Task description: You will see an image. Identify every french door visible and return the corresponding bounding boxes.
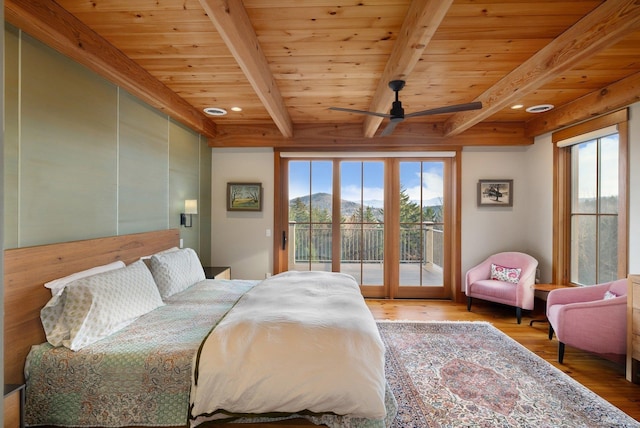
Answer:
[276,153,456,299]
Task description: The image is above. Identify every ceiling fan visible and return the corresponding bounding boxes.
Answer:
[329,80,483,136]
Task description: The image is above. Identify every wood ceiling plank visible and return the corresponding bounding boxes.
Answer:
[199,0,293,138]
[243,0,408,6]
[446,1,601,17]
[6,0,217,138]
[425,39,552,56]
[246,4,409,23]
[57,0,206,13]
[56,8,212,25]
[362,0,455,138]
[255,28,400,44]
[260,40,397,57]
[443,0,640,138]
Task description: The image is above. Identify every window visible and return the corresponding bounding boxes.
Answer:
[570,135,619,284]
[552,110,628,285]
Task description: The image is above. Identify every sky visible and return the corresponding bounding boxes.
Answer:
[288,160,444,206]
[574,134,618,199]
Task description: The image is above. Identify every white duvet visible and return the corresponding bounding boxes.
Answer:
[189,271,387,426]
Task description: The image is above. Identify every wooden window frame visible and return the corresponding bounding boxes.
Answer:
[552,109,629,284]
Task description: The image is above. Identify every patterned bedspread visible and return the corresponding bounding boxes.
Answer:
[25,279,258,427]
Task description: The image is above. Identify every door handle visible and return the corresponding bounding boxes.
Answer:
[282,230,287,250]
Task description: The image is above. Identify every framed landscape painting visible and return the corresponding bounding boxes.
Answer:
[227,182,263,211]
[477,179,513,207]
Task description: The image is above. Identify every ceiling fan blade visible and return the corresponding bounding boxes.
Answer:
[404,101,483,118]
[379,118,403,137]
[329,106,390,118]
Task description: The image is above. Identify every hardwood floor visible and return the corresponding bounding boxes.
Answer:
[366,298,640,421]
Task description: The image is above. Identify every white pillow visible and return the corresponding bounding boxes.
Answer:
[149,248,206,299]
[44,261,126,296]
[40,260,164,351]
[140,246,180,269]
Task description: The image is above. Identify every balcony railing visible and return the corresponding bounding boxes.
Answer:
[288,221,443,268]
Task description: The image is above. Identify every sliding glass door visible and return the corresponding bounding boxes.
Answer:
[279,155,453,299]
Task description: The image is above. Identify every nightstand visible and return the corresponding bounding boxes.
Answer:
[203,266,231,280]
[4,384,25,428]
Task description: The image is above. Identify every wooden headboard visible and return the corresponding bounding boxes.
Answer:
[4,229,180,384]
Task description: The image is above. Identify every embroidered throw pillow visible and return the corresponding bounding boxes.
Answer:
[490,263,521,284]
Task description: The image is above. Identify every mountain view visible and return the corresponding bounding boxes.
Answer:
[290,192,444,224]
[290,193,375,219]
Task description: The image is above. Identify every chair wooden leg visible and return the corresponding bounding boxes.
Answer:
[467,297,472,312]
[516,307,522,324]
[558,342,565,364]
[548,325,554,340]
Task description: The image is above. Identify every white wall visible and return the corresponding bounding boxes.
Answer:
[460,143,553,288]
[211,148,274,280]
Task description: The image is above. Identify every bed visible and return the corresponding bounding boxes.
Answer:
[3,229,396,427]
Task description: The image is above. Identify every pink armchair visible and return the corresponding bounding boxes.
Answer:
[465,252,538,324]
[547,279,627,364]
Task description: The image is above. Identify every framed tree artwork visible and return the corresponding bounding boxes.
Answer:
[227,183,263,211]
[477,179,513,207]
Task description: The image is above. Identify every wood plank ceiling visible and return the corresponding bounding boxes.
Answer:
[6,0,640,148]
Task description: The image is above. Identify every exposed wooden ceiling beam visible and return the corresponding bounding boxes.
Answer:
[210,122,531,148]
[442,0,640,138]
[362,0,454,138]
[4,0,218,139]
[525,71,640,137]
[199,0,293,138]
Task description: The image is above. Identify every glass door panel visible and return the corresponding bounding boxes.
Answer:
[340,161,384,286]
[288,160,332,272]
[398,161,444,289]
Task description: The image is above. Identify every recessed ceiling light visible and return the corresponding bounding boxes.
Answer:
[526,104,554,113]
[511,104,524,109]
[230,106,243,112]
[203,107,227,116]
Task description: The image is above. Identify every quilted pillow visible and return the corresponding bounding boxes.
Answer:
[149,248,206,299]
[41,260,164,351]
[490,263,521,284]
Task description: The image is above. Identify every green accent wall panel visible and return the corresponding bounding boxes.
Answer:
[118,91,169,235]
[169,120,200,252]
[4,25,210,256]
[199,140,212,263]
[20,33,118,246]
[4,25,20,249]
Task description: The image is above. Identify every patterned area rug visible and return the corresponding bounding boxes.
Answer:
[378,321,639,428]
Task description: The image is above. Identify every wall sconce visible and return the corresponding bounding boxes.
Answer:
[180,199,198,227]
